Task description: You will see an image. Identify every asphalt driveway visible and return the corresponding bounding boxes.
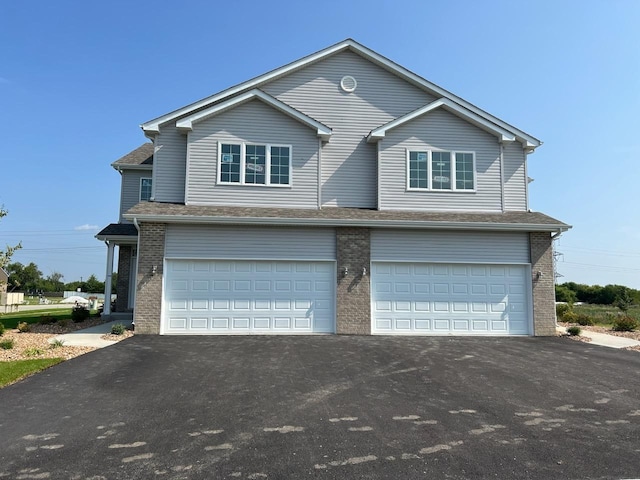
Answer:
[0,336,639,480]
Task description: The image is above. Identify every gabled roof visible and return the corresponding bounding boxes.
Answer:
[124,202,570,233]
[367,98,517,143]
[176,89,332,141]
[140,39,541,150]
[111,143,154,171]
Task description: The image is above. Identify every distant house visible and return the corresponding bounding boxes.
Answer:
[97,39,570,336]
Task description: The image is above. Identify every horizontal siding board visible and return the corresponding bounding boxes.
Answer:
[186,100,319,208]
[503,142,527,211]
[378,108,502,211]
[119,171,148,222]
[154,127,187,203]
[165,225,336,260]
[371,229,529,263]
[263,50,436,208]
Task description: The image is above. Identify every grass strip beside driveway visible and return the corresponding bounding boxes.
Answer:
[0,358,64,387]
[0,309,73,328]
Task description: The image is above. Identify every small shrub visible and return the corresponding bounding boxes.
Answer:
[575,313,595,326]
[50,339,65,349]
[39,315,57,325]
[58,319,69,328]
[0,338,14,350]
[71,306,90,323]
[17,322,31,333]
[556,303,571,318]
[110,323,126,335]
[567,326,581,336]
[561,311,578,323]
[612,316,639,332]
[23,347,45,357]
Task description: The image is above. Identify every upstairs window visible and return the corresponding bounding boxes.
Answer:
[218,142,291,186]
[407,150,475,192]
[140,178,152,201]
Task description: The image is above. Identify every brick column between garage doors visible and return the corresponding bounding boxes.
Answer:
[336,227,371,335]
[134,222,166,334]
[530,232,556,336]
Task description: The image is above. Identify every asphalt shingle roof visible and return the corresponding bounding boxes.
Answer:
[96,223,138,237]
[124,203,569,231]
[112,144,154,167]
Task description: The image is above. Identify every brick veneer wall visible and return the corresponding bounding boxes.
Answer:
[530,232,556,336]
[115,245,132,312]
[134,222,166,334]
[336,227,371,335]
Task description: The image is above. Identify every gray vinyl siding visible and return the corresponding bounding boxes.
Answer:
[263,50,436,208]
[164,225,336,260]
[186,100,319,208]
[371,229,530,264]
[154,127,187,203]
[378,109,502,212]
[503,142,527,211]
[119,171,150,222]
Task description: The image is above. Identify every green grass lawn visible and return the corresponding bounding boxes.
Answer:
[0,358,64,387]
[0,309,73,329]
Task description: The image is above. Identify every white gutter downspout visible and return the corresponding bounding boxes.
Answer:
[317,139,322,209]
[103,241,115,316]
[132,217,141,328]
[499,141,505,212]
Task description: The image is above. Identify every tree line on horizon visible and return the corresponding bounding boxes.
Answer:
[556,282,639,308]
[4,261,115,295]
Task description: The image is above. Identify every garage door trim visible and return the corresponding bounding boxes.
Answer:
[370,261,534,336]
[161,258,337,335]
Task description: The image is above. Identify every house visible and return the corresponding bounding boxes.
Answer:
[96,39,570,336]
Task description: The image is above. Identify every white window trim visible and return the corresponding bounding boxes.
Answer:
[217,141,292,187]
[406,149,476,192]
[140,177,153,201]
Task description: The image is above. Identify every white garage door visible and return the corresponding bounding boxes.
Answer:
[372,263,530,335]
[163,260,335,334]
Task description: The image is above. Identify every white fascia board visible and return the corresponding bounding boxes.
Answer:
[95,234,139,243]
[140,39,540,148]
[175,89,332,140]
[368,99,516,143]
[123,213,570,233]
[141,41,352,133]
[110,163,153,172]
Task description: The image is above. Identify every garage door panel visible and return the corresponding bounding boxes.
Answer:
[164,260,334,334]
[371,263,530,336]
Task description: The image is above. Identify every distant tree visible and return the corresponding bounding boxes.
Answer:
[7,262,43,292]
[111,272,118,294]
[614,288,634,312]
[555,284,577,304]
[84,274,105,293]
[40,271,65,292]
[0,207,21,269]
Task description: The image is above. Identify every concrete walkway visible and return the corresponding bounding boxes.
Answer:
[557,325,640,349]
[50,320,133,348]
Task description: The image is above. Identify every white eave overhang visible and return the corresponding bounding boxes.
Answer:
[123,213,569,233]
[368,98,516,144]
[95,234,139,243]
[175,89,332,141]
[140,39,541,149]
[110,163,153,172]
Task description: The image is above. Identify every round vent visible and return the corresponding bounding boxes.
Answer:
[340,75,357,93]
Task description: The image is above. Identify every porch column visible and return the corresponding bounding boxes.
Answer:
[103,241,115,315]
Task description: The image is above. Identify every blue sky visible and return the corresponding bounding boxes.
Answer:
[1,0,639,288]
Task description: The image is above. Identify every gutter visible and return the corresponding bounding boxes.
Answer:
[123,213,571,233]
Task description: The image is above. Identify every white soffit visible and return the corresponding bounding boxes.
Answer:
[367,98,517,144]
[175,89,332,141]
